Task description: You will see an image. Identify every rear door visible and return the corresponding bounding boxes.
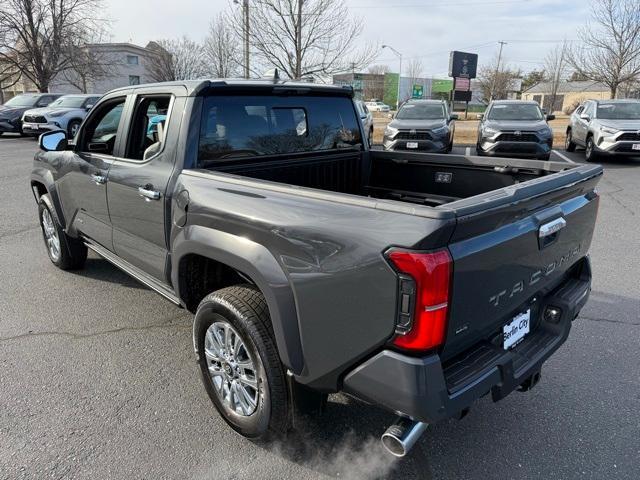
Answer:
[106,86,186,282]
[441,165,602,359]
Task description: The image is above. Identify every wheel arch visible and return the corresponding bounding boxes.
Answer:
[30,171,67,230]
[172,225,304,375]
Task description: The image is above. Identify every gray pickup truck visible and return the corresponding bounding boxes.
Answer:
[31,80,602,457]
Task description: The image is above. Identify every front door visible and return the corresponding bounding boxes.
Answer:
[107,89,184,282]
[56,95,129,249]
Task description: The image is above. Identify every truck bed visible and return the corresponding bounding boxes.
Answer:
[206,149,573,209]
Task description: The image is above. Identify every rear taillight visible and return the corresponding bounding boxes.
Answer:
[387,249,452,352]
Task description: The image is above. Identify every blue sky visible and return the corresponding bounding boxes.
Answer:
[106,0,591,77]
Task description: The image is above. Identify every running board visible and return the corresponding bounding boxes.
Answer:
[84,240,182,306]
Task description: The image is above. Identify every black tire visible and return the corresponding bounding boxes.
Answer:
[194,285,290,440]
[369,127,373,147]
[475,145,483,156]
[565,129,576,152]
[67,120,81,138]
[585,136,599,162]
[38,194,87,270]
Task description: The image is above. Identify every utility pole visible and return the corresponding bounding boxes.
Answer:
[382,44,402,110]
[490,41,507,101]
[295,0,303,79]
[244,0,250,79]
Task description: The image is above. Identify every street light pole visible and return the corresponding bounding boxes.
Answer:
[490,41,507,101]
[382,44,402,110]
[234,0,250,78]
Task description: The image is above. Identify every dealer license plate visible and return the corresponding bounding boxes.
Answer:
[503,309,530,350]
[406,142,418,149]
[632,144,640,151]
[24,123,38,130]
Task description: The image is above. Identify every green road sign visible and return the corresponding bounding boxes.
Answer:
[412,84,424,98]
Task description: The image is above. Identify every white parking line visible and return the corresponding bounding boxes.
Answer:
[552,149,577,163]
[465,146,471,156]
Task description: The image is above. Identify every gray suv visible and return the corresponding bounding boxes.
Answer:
[383,99,456,152]
[566,99,640,162]
[476,100,554,160]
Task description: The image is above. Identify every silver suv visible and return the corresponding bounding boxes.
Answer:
[566,99,640,162]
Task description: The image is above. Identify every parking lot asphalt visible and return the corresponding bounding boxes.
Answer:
[1,135,639,480]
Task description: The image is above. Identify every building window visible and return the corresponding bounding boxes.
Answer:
[129,75,140,85]
[126,55,139,65]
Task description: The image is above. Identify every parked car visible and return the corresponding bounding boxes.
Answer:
[22,94,101,138]
[355,99,374,146]
[31,79,601,457]
[566,99,640,162]
[365,100,391,112]
[476,100,554,160]
[383,99,456,152]
[0,93,62,136]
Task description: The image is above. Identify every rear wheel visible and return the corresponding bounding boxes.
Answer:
[585,136,599,162]
[194,285,290,439]
[38,194,87,270]
[565,129,576,152]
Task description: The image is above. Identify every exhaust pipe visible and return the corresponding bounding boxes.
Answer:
[381,417,428,457]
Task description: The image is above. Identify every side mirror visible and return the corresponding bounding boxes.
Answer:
[580,113,591,122]
[546,114,556,121]
[39,130,67,152]
[450,114,459,121]
[476,113,484,120]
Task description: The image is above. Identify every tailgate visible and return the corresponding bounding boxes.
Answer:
[441,164,602,360]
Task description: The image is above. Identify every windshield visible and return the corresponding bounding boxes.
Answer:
[488,104,543,121]
[396,103,445,120]
[4,95,38,107]
[597,103,640,120]
[49,96,89,108]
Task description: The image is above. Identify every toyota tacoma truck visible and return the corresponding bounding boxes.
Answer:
[31,79,602,457]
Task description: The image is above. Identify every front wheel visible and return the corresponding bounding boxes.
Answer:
[38,194,87,270]
[565,129,576,152]
[67,120,81,138]
[194,285,290,440]
[585,136,599,162]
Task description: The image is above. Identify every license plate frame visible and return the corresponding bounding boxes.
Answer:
[503,309,531,350]
[406,142,418,149]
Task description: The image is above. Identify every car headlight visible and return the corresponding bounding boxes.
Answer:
[384,126,398,138]
[431,125,449,136]
[482,127,499,136]
[600,126,618,135]
[48,111,66,118]
[537,127,552,136]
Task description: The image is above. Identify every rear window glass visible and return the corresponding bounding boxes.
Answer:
[198,95,362,165]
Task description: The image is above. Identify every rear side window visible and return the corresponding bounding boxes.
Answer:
[198,95,362,165]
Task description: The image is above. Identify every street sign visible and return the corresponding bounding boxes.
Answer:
[412,84,424,98]
[454,77,470,91]
[453,90,473,102]
[449,51,478,79]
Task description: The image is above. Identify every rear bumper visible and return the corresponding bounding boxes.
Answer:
[343,257,591,423]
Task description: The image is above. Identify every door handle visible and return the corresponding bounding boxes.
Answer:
[91,173,107,185]
[138,186,161,200]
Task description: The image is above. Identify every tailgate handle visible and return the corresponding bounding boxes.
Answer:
[538,217,566,249]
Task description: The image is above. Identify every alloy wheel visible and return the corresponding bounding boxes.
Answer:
[41,208,61,261]
[204,321,261,416]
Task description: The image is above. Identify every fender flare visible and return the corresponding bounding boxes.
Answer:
[172,225,304,375]
[30,168,67,230]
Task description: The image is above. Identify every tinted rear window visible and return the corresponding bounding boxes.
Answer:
[198,95,362,165]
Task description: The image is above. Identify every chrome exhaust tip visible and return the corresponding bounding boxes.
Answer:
[381,417,428,457]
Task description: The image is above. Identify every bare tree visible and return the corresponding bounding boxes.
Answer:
[569,0,640,98]
[544,41,569,113]
[204,13,241,78]
[0,0,106,92]
[405,58,423,87]
[146,37,207,82]
[231,0,376,80]
[367,64,390,75]
[477,60,521,103]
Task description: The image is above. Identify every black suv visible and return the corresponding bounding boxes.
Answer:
[476,100,554,160]
[383,99,456,152]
